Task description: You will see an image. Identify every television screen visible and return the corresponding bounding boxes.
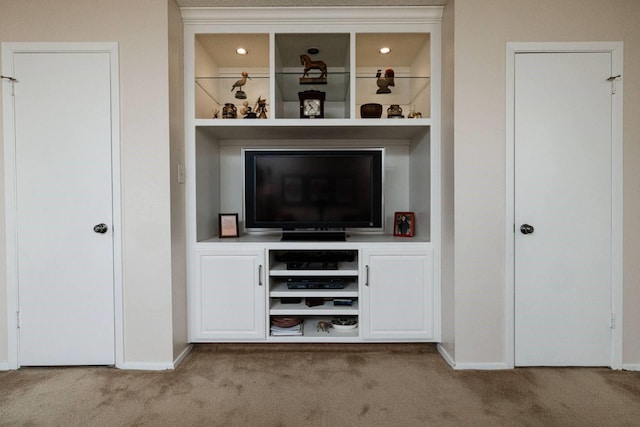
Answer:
[244,149,383,236]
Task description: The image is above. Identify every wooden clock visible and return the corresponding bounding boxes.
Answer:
[298,90,325,118]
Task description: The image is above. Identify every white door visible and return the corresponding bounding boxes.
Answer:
[514,52,613,366]
[8,48,116,365]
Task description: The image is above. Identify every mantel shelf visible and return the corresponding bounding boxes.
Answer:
[194,119,431,140]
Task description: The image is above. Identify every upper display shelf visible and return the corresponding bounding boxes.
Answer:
[194,32,431,120]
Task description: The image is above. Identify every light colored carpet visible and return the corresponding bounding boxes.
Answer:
[1,343,639,426]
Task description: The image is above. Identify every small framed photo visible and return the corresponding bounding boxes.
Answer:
[219,213,239,238]
[394,212,415,237]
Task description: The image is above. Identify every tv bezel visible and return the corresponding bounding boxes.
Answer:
[242,148,385,236]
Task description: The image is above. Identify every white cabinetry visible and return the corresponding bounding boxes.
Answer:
[191,248,266,341]
[361,247,435,340]
[182,6,443,344]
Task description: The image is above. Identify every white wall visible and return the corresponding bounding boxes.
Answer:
[0,0,181,366]
[453,0,640,366]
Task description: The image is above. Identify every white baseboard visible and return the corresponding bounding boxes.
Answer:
[453,362,509,370]
[437,345,509,370]
[622,363,640,371]
[172,344,193,368]
[117,362,175,371]
[437,343,455,368]
[116,344,193,371]
[0,362,13,371]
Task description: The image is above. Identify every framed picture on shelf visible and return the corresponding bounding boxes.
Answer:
[393,212,415,237]
[219,213,239,238]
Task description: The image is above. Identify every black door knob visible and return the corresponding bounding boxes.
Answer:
[93,223,108,234]
[520,224,534,235]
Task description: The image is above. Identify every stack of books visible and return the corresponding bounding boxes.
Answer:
[270,323,303,336]
[270,316,303,336]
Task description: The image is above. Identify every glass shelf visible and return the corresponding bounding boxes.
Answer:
[275,72,350,102]
[355,76,430,114]
[195,75,270,119]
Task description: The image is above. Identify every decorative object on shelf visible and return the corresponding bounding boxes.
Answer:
[394,211,415,237]
[210,107,219,119]
[240,101,257,119]
[231,71,251,99]
[222,103,237,119]
[376,68,395,94]
[316,320,333,333]
[360,103,383,119]
[300,54,327,84]
[331,317,358,330]
[387,104,404,119]
[255,96,268,119]
[218,213,239,238]
[305,298,324,307]
[407,106,422,119]
[271,316,302,328]
[298,90,325,118]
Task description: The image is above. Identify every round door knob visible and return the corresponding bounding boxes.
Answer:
[520,224,534,235]
[93,223,108,234]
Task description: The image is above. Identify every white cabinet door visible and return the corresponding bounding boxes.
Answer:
[361,247,434,340]
[191,249,266,341]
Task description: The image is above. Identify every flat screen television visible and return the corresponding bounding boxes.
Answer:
[243,148,384,241]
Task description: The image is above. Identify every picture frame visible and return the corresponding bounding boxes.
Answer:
[393,212,415,237]
[219,213,239,238]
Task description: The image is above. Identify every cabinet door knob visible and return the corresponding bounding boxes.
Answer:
[520,224,535,235]
[258,264,263,286]
[93,223,108,234]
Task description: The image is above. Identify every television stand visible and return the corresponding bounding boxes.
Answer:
[281,229,346,242]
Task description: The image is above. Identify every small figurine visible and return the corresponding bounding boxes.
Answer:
[231,71,251,99]
[210,107,219,119]
[407,105,422,119]
[222,103,237,119]
[300,54,327,84]
[254,96,268,119]
[316,320,333,333]
[376,68,395,94]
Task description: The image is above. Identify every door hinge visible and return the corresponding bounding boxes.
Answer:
[1,75,18,96]
[610,313,616,329]
[608,75,621,95]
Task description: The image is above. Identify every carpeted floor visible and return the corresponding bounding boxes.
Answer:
[1,343,639,426]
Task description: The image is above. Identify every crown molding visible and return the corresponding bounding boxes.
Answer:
[180,6,443,25]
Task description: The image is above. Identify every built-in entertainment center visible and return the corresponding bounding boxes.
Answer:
[183,6,443,343]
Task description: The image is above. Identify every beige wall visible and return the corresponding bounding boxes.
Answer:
[453,0,640,365]
[440,0,456,360]
[0,0,181,366]
[168,0,189,360]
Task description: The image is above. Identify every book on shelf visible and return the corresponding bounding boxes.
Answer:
[270,323,303,336]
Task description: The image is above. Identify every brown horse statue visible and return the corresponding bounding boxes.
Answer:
[300,54,327,79]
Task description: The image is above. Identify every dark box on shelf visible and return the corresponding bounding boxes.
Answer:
[305,298,324,307]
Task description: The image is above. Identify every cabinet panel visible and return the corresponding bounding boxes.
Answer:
[362,248,434,340]
[191,249,266,341]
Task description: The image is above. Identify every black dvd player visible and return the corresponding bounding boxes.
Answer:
[286,278,345,289]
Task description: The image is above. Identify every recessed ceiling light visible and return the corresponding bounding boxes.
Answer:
[236,47,248,55]
[379,47,391,54]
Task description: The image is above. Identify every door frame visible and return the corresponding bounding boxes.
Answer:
[2,42,123,369]
[505,42,623,369]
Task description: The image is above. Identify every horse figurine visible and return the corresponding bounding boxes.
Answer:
[300,54,327,80]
